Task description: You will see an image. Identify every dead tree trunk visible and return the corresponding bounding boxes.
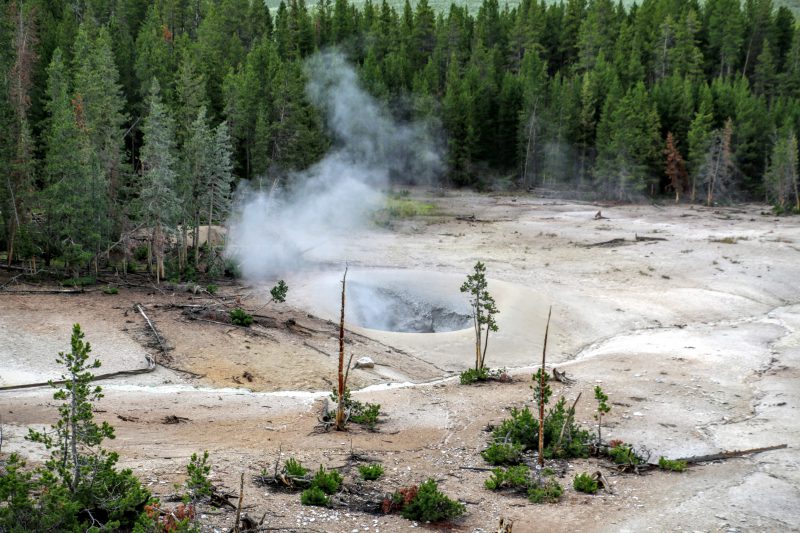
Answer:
[335,267,348,431]
[538,307,552,467]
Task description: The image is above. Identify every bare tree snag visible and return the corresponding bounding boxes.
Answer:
[336,267,348,431]
[538,306,552,467]
[234,472,244,533]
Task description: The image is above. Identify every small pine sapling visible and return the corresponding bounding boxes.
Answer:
[573,472,599,494]
[460,261,499,372]
[594,386,611,446]
[358,464,384,481]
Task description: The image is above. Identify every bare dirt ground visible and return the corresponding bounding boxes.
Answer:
[1,191,799,532]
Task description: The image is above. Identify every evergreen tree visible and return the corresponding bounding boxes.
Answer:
[764,127,799,210]
[183,107,213,269]
[594,81,661,199]
[42,48,106,273]
[72,24,127,242]
[687,85,715,202]
[140,79,180,283]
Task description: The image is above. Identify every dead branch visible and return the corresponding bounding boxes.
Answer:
[0,288,89,294]
[593,210,607,220]
[303,342,332,357]
[137,303,166,364]
[188,316,277,341]
[161,415,190,424]
[555,392,582,451]
[591,470,613,494]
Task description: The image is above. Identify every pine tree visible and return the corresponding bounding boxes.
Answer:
[140,78,180,283]
[687,86,715,202]
[206,121,234,230]
[594,82,661,199]
[764,128,799,210]
[42,48,106,274]
[72,24,127,250]
[182,107,213,268]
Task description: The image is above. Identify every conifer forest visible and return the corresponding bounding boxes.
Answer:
[1,0,799,270]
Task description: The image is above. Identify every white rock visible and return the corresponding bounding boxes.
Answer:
[354,356,375,369]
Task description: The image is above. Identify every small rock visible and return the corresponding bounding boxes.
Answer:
[354,357,375,369]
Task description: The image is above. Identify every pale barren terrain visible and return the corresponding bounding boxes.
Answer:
[1,191,798,532]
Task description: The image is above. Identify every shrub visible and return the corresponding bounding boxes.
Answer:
[491,398,590,459]
[481,442,523,465]
[351,402,381,430]
[284,458,308,478]
[132,245,148,261]
[573,472,598,494]
[330,388,382,430]
[300,487,330,507]
[527,477,563,504]
[102,285,119,295]
[460,367,490,384]
[206,284,218,295]
[658,457,687,472]
[399,479,465,523]
[229,307,253,326]
[359,464,385,481]
[484,465,531,491]
[311,466,342,495]
[608,443,644,466]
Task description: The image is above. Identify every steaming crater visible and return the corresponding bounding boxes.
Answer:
[348,281,471,333]
[289,269,473,334]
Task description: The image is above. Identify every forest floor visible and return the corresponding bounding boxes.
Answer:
[1,190,799,532]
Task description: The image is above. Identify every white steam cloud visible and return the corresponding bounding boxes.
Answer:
[226,51,442,280]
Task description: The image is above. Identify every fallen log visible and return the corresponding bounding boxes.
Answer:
[583,237,630,248]
[635,234,668,242]
[674,444,787,464]
[137,304,166,363]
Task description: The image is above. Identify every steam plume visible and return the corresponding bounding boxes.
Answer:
[226,51,442,279]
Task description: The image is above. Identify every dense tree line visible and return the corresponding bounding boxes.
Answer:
[1,0,799,272]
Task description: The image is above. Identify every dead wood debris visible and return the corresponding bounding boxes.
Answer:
[161,415,190,424]
[591,470,613,494]
[116,414,139,422]
[583,234,669,247]
[552,367,575,384]
[673,444,788,465]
